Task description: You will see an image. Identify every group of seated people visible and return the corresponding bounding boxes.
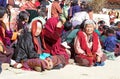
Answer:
[0,1,120,73]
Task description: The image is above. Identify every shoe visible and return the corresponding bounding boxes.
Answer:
[94,62,105,66]
[69,59,75,64]
[34,66,42,72]
[13,63,23,69]
[53,64,63,69]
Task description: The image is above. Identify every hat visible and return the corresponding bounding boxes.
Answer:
[84,19,95,28]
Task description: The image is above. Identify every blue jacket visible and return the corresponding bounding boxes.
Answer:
[68,5,81,17]
[0,0,7,7]
[104,35,117,52]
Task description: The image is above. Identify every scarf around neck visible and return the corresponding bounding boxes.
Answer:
[77,31,99,55]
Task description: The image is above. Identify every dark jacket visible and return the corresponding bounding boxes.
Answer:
[13,32,41,63]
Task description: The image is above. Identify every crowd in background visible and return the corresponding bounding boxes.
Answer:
[0,0,120,73]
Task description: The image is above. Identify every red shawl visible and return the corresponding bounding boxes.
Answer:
[41,17,69,61]
[31,20,42,54]
[0,21,5,45]
[77,31,99,56]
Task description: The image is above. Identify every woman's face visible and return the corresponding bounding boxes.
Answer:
[35,22,42,36]
[84,24,94,35]
[25,17,29,23]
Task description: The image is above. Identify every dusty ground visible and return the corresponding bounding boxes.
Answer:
[0,57,120,79]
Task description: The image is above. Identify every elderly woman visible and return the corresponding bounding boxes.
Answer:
[74,19,106,67]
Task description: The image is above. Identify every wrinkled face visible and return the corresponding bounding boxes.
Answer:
[35,22,42,36]
[84,24,94,35]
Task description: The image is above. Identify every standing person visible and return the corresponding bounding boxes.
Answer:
[74,19,106,67]
[7,0,15,6]
[20,0,37,11]
[60,0,71,23]
[68,0,81,19]
[70,6,93,28]
[51,0,62,18]
[40,0,50,7]
[108,9,117,26]
[41,17,70,65]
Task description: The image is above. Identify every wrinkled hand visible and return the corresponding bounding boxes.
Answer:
[87,53,93,57]
[18,29,23,35]
[96,56,101,62]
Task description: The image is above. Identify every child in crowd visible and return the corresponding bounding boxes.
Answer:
[61,21,73,43]
[99,25,109,47]
[103,28,117,60]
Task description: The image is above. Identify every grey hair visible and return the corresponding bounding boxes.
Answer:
[84,19,95,28]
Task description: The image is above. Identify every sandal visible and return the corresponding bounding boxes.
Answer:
[34,66,42,72]
[13,63,22,69]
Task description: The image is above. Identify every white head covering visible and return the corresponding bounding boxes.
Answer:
[28,16,46,32]
[84,19,95,28]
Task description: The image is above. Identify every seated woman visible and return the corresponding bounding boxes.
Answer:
[0,6,23,69]
[0,6,13,64]
[10,11,30,43]
[41,17,70,66]
[74,19,106,67]
[13,17,65,71]
[12,17,47,71]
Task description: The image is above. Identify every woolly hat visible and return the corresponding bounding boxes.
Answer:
[84,19,95,28]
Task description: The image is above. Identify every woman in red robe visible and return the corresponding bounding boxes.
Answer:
[74,19,106,67]
[41,17,70,65]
